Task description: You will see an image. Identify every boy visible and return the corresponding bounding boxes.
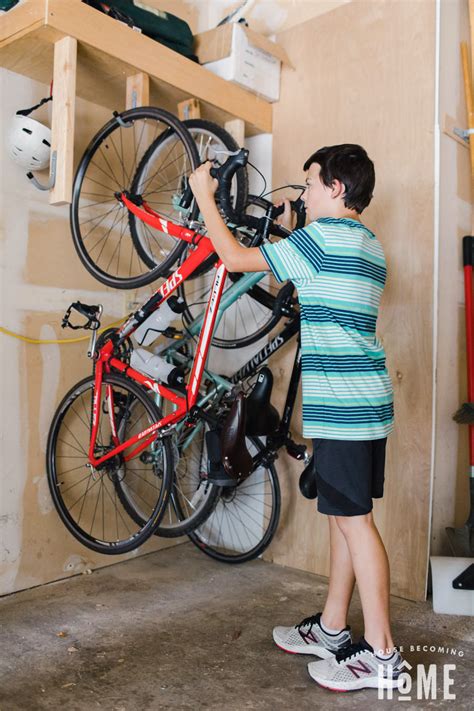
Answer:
[189,144,405,692]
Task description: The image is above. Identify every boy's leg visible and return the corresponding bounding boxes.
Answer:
[334,511,394,654]
[321,515,355,630]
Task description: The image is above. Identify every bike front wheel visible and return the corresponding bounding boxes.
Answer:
[70,107,200,289]
[46,373,173,554]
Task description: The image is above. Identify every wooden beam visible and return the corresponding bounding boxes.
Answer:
[49,35,77,205]
[178,98,201,120]
[0,0,44,47]
[224,118,245,147]
[442,113,470,149]
[461,42,474,182]
[126,72,150,109]
[470,0,474,81]
[45,0,272,133]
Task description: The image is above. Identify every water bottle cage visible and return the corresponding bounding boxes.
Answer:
[136,325,182,346]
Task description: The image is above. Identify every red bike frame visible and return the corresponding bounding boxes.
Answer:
[88,195,227,469]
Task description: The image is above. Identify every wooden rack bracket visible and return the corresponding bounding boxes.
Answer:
[49,35,77,205]
[461,41,474,181]
[178,98,201,120]
[443,113,471,149]
[224,119,245,147]
[126,72,150,109]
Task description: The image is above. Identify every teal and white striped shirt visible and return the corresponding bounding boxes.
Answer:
[260,217,394,440]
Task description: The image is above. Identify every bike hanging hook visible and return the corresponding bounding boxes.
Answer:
[27,150,57,191]
[113,110,133,128]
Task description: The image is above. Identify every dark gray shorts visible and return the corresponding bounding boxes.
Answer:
[312,437,387,517]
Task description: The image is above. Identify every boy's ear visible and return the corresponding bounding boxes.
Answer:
[330,179,346,199]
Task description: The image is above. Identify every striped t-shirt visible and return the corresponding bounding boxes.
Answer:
[259,217,394,440]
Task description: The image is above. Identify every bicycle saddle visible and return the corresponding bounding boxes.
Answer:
[245,367,280,436]
[221,392,253,482]
[206,392,253,487]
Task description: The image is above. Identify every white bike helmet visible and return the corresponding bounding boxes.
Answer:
[6,114,52,171]
[6,92,53,172]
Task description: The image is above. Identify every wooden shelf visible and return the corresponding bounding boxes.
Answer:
[0,0,272,135]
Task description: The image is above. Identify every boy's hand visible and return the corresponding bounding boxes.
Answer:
[274,198,296,231]
[189,162,218,207]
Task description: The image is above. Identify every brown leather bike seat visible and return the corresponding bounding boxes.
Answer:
[221,392,253,483]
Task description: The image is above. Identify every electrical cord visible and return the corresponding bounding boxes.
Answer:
[247,160,268,199]
[260,184,306,201]
[0,319,124,345]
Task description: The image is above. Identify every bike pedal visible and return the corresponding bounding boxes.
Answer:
[286,441,307,461]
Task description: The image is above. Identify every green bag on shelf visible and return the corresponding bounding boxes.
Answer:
[0,1,20,11]
[89,1,196,60]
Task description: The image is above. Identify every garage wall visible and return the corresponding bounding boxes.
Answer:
[1,0,469,600]
[431,0,472,556]
[264,0,437,602]
[191,0,351,34]
[0,71,183,597]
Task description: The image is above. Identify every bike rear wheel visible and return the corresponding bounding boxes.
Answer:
[113,394,221,538]
[70,107,200,289]
[154,418,221,537]
[46,373,173,554]
[188,436,280,563]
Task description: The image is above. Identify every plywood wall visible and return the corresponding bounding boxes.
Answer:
[0,71,182,597]
[264,0,437,601]
[192,0,351,34]
[431,0,472,556]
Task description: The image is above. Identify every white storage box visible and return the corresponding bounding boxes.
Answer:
[194,24,292,103]
[430,557,474,616]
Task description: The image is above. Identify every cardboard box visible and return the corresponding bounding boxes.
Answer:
[194,24,292,103]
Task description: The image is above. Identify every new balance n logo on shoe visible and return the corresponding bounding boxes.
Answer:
[346,661,372,678]
[299,629,319,645]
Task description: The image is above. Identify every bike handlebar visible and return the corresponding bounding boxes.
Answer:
[272,197,306,221]
[182,147,306,233]
[209,148,249,224]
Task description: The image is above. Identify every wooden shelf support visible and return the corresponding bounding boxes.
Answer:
[224,118,245,147]
[126,72,150,109]
[49,35,77,205]
[178,98,201,120]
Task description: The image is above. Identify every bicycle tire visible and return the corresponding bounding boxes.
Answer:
[115,400,221,538]
[46,373,173,554]
[70,107,200,290]
[131,118,248,273]
[188,436,281,563]
[186,119,248,218]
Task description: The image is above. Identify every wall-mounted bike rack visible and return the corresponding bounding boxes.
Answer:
[0,0,273,206]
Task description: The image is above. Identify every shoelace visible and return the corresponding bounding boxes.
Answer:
[335,640,370,664]
[295,614,320,630]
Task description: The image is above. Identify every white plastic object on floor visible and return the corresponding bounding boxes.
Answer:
[133,297,184,346]
[430,556,474,616]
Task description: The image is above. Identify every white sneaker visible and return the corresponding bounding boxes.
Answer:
[272,612,352,659]
[307,636,406,691]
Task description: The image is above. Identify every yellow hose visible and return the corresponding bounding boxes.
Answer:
[0,319,124,345]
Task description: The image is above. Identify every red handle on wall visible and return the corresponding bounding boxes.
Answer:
[462,236,474,466]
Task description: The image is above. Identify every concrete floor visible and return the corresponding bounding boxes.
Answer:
[0,543,472,710]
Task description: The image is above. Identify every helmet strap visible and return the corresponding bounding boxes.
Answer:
[16,95,53,118]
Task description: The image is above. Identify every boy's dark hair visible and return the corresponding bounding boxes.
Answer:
[303,144,375,214]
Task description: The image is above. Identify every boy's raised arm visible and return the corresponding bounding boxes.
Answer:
[189,163,269,273]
